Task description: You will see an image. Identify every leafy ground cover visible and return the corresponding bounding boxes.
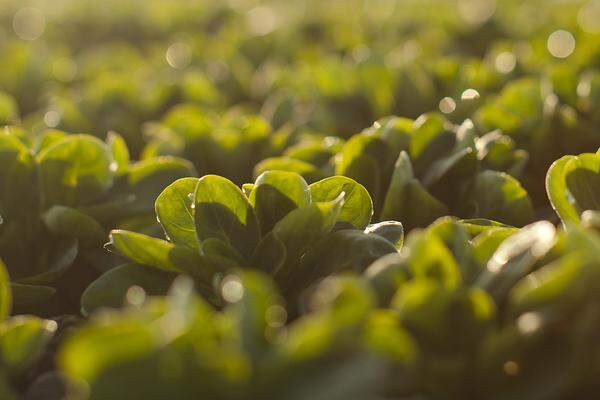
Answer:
[0,0,599,398]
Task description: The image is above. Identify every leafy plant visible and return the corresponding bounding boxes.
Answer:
[87,172,400,314]
[257,114,533,230]
[0,128,195,314]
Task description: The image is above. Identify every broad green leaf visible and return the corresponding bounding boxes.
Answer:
[337,154,381,207]
[365,253,410,306]
[107,230,189,272]
[228,271,283,361]
[363,310,416,364]
[10,284,55,313]
[106,131,130,176]
[405,231,462,289]
[267,195,344,286]
[37,135,114,207]
[310,176,373,230]
[81,264,176,315]
[392,281,494,352]
[200,238,245,267]
[194,175,259,258]
[381,151,414,221]
[298,230,397,287]
[471,227,518,267]
[127,156,196,214]
[365,221,404,250]
[0,316,57,376]
[249,171,311,234]
[477,221,556,304]
[466,170,533,227]
[155,177,200,249]
[335,133,392,175]
[18,238,78,285]
[0,131,38,219]
[546,153,600,225]
[0,259,10,321]
[409,113,455,176]
[42,205,106,246]
[253,157,325,183]
[250,233,287,273]
[458,218,515,236]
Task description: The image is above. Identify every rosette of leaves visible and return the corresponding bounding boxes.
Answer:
[256,113,533,231]
[475,77,600,204]
[86,171,402,314]
[0,259,58,400]
[141,104,290,184]
[546,150,600,226]
[61,272,416,400]
[366,216,600,397]
[0,128,195,314]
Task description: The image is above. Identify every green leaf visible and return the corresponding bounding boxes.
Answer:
[155,177,200,249]
[194,175,260,258]
[381,152,448,230]
[249,171,311,234]
[9,284,55,313]
[42,205,106,246]
[0,259,10,321]
[0,316,57,376]
[310,176,373,230]
[266,195,344,286]
[0,131,38,219]
[127,156,197,214]
[336,154,381,207]
[107,230,189,272]
[365,253,410,307]
[18,238,78,285]
[405,231,462,289]
[37,135,114,207]
[546,153,600,225]
[477,221,556,304]
[381,151,413,221]
[106,131,130,176]
[253,157,325,183]
[298,229,397,287]
[392,281,494,352]
[365,221,404,250]
[466,170,533,227]
[81,264,176,316]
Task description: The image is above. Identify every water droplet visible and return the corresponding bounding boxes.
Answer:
[517,312,542,334]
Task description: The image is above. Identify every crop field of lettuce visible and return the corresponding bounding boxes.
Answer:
[0,0,599,398]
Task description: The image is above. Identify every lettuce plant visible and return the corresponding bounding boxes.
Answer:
[87,171,401,314]
[0,128,195,314]
[366,217,600,398]
[257,113,533,230]
[141,105,289,184]
[0,259,58,400]
[62,272,415,400]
